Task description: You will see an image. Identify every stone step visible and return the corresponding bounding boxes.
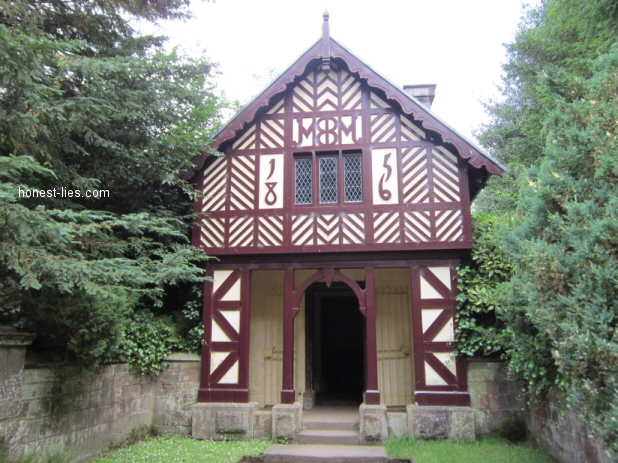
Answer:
[303,417,360,431]
[263,444,389,463]
[299,429,360,445]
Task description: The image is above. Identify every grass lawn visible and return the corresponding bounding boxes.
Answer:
[386,437,556,463]
[89,435,272,463]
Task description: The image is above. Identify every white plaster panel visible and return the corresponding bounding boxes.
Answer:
[420,275,443,299]
[428,266,452,290]
[211,352,230,374]
[211,321,231,342]
[425,362,447,386]
[422,309,443,334]
[213,270,233,295]
[435,353,457,376]
[222,310,241,333]
[219,360,239,384]
[434,318,455,342]
[371,148,399,205]
[259,154,284,209]
[221,278,241,301]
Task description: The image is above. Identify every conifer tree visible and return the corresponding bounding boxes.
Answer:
[0,0,221,368]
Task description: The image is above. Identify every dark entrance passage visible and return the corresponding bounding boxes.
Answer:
[306,283,365,406]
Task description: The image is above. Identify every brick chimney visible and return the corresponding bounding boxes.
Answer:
[403,84,436,109]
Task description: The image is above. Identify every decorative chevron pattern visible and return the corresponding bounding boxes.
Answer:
[316,214,339,245]
[229,216,254,247]
[373,212,401,243]
[257,215,284,246]
[232,123,257,150]
[370,113,397,143]
[369,92,390,109]
[435,209,463,242]
[404,211,431,243]
[402,147,429,204]
[202,157,228,212]
[432,147,461,202]
[340,70,362,110]
[292,72,314,113]
[342,213,365,244]
[400,115,425,141]
[230,155,256,211]
[316,70,338,111]
[291,214,314,246]
[260,119,285,148]
[200,217,225,248]
[196,59,474,255]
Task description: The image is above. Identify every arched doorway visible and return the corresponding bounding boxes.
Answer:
[305,282,366,406]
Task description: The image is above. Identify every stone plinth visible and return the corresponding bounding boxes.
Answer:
[0,331,35,421]
[359,404,388,445]
[271,402,302,443]
[407,405,475,441]
[192,402,259,441]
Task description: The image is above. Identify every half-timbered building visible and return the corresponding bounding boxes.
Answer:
[186,13,505,442]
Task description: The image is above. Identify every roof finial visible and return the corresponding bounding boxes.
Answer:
[321,10,331,73]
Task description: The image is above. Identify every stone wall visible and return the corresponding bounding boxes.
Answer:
[0,332,201,462]
[527,391,611,463]
[467,359,611,463]
[153,353,200,435]
[2,336,613,463]
[467,358,524,436]
[18,364,153,458]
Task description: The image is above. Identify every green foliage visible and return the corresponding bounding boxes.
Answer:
[0,0,222,371]
[385,438,555,463]
[477,1,618,457]
[90,435,272,463]
[497,46,618,457]
[115,311,175,375]
[456,214,512,357]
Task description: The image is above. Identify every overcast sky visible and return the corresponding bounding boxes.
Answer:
[141,0,539,144]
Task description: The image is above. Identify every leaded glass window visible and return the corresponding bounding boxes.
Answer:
[319,157,338,203]
[295,158,312,204]
[344,156,362,202]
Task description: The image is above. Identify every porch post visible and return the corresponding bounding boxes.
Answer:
[364,267,380,405]
[281,267,296,403]
[198,267,251,403]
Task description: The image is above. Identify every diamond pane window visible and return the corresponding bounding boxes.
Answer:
[344,156,362,202]
[295,158,313,204]
[319,157,338,203]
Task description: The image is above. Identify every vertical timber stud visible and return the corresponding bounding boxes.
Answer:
[198,268,250,403]
[364,267,380,405]
[199,268,214,402]
[281,268,296,403]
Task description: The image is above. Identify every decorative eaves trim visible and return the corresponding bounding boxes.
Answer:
[183,37,505,180]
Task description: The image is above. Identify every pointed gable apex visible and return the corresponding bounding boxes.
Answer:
[184,34,505,182]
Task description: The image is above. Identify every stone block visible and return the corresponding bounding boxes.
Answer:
[448,407,475,442]
[408,406,448,439]
[359,403,388,445]
[387,412,407,439]
[216,411,248,433]
[254,411,272,440]
[271,402,302,443]
[407,405,475,441]
[192,402,258,441]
